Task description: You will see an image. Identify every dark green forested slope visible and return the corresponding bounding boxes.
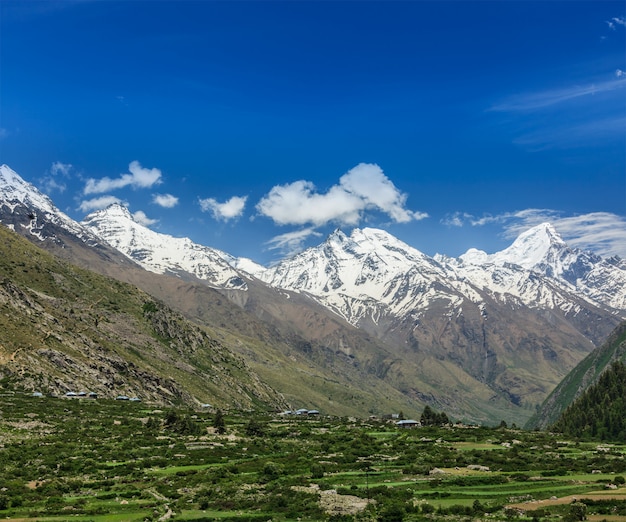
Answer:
[551,360,626,441]
[526,321,626,430]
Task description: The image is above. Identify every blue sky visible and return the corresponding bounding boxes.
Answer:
[1,0,625,264]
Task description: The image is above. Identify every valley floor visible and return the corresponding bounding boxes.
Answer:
[1,390,626,521]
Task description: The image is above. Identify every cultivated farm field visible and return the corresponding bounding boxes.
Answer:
[0,390,625,521]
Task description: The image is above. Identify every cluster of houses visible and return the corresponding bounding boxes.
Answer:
[395,419,420,428]
[279,408,320,416]
[65,391,99,399]
[32,391,141,402]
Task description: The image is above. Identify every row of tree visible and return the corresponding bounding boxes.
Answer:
[420,405,449,426]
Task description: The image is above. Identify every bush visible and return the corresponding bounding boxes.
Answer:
[311,463,325,479]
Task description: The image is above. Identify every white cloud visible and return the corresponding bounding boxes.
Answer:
[199,195,247,221]
[442,212,473,227]
[607,16,626,30]
[256,163,427,227]
[0,128,9,140]
[153,193,179,208]
[265,228,322,258]
[50,161,73,177]
[84,160,162,194]
[133,210,158,226]
[39,161,73,194]
[78,195,123,213]
[454,209,626,258]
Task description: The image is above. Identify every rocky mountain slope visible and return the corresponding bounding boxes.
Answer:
[0,224,285,409]
[2,163,625,424]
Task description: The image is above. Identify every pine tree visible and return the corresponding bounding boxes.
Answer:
[213,409,226,434]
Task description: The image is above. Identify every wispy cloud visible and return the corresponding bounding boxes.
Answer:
[441,212,474,228]
[153,193,179,208]
[50,161,73,177]
[445,209,626,258]
[490,76,626,112]
[265,228,323,258]
[513,115,626,150]
[40,161,73,194]
[490,69,626,149]
[199,195,247,222]
[606,16,626,30]
[257,163,427,227]
[78,195,123,213]
[133,210,158,227]
[0,128,8,140]
[84,161,162,195]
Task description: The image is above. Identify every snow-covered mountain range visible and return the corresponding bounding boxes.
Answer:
[3,163,623,325]
[77,199,626,329]
[255,225,626,328]
[2,162,625,423]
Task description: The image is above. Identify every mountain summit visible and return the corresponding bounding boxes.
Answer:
[82,204,248,290]
[0,164,90,241]
[459,223,566,269]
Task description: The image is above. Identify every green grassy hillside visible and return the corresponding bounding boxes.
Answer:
[0,225,284,410]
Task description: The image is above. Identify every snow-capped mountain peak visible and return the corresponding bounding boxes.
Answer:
[96,202,134,221]
[82,204,249,290]
[1,164,57,214]
[491,223,567,270]
[0,164,94,241]
[458,223,567,270]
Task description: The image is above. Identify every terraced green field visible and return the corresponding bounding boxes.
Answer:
[0,390,625,521]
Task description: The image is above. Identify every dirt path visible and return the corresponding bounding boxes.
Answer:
[507,487,626,512]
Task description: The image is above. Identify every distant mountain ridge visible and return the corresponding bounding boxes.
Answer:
[80,203,626,327]
[82,203,249,290]
[257,224,626,327]
[2,163,625,424]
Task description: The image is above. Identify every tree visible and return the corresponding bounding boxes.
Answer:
[213,409,226,434]
[420,406,435,425]
[564,502,587,521]
[244,418,265,437]
[421,405,449,426]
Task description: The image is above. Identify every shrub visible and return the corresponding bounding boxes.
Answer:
[311,463,325,479]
